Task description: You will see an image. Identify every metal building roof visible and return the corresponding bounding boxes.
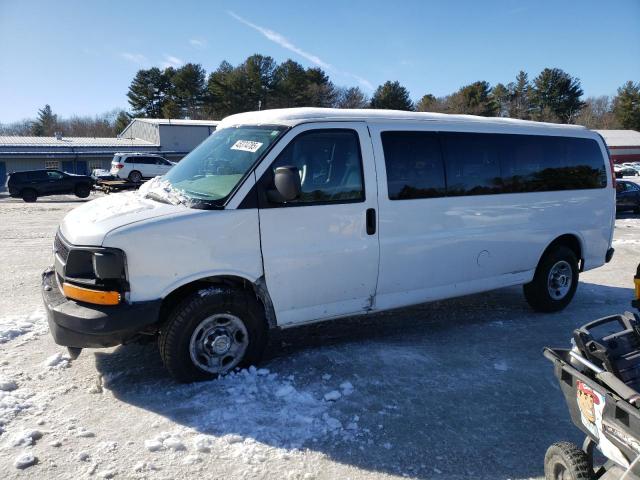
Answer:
[595,130,640,148]
[0,136,157,147]
[131,118,220,126]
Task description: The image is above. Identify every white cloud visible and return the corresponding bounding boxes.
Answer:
[121,52,148,65]
[189,38,206,48]
[228,11,373,91]
[162,55,184,69]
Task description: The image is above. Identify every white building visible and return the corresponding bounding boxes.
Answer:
[595,129,640,164]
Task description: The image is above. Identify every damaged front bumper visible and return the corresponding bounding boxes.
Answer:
[42,268,162,348]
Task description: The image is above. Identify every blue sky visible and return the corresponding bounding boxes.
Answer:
[1,0,639,123]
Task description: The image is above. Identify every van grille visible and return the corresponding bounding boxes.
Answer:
[54,232,70,261]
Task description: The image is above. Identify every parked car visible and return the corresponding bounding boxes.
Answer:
[110,153,175,183]
[614,165,640,178]
[43,108,616,382]
[7,169,93,202]
[616,180,640,213]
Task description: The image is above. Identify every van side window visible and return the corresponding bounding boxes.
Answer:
[263,129,364,205]
[441,132,503,196]
[381,131,446,200]
[501,135,607,192]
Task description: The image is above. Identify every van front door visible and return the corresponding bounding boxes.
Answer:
[255,123,379,327]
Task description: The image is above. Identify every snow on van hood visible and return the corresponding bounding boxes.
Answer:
[60,191,189,246]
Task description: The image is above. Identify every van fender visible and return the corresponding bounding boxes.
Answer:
[533,231,586,272]
[158,270,278,329]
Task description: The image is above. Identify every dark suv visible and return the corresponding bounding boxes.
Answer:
[7,170,94,202]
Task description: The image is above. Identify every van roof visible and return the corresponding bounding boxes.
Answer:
[218,107,588,131]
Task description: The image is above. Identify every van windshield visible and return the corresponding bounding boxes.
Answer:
[163,125,286,206]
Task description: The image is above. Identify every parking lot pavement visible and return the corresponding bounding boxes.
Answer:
[0,195,638,479]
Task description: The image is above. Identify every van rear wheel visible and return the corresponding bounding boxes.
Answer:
[524,246,579,312]
[158,288,268,382]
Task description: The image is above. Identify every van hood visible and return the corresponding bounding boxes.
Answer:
[60,192,191,246]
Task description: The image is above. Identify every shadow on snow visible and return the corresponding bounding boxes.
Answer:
[94,281,634,479]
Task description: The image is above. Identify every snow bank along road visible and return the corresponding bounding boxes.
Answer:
[0,194,638,480]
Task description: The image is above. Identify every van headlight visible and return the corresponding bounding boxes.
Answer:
[64,248,127,285]
[55,233,128,304]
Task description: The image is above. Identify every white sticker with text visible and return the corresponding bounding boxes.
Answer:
[231,140,263,153]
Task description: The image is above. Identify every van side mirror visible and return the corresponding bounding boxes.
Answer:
[272,166,301,202]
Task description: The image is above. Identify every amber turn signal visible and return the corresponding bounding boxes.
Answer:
[63,283,120,305]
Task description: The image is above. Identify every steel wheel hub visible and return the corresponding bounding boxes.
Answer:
[547,260,573,300]
[189,313,249,374]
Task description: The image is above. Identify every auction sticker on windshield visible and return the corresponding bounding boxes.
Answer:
[231,140,263,153]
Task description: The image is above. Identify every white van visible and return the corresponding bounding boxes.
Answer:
[43,108,616,382]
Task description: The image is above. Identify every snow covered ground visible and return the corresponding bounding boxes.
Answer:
[0,193,638,479]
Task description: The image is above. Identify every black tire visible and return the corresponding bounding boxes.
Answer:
[544,442,593,480]
[158,288,268,382]
[21,189,37,202]
[75,184,91,198]
[128,170,142,183]
[524,245,579,312]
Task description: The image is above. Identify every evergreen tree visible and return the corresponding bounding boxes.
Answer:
[305,67,337,107]
[612,81,640,130]
[127,68,172,118]
[271,60,311,108]
[449,81,498,116]
[206,61,253,118]
[113,111,131,134]
[415,94,437,112]
[243,54,276,111]
[509,70,532,119]
[335,87,369,109]
[531,68,585,123]
[370,81,413,110]
[31,105,58,136]
[169,63,207,118]
[492,83,510,117]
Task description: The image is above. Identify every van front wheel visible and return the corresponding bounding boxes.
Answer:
[524,246,579,313]
[158,288,268,382]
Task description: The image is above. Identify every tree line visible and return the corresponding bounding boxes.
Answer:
[0,106,130,137]
[125,54,639,129]
[1,55,638,136]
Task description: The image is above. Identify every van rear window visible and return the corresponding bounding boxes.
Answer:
[382,131,606,200]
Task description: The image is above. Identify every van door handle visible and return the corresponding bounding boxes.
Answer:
[366,208,376,235]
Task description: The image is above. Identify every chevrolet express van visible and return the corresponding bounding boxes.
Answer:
[43,108,615,382]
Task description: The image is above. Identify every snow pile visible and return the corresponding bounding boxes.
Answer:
[0,309,47,344]
[10,429,42,447]
[144,432,186,452]
[43,352,71,370]
[117,367,362,450]
[0,386,36,436]
[0,377,18,392]
[13,452,37,469]
[138,177,189,206]
[198,286,227,297]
